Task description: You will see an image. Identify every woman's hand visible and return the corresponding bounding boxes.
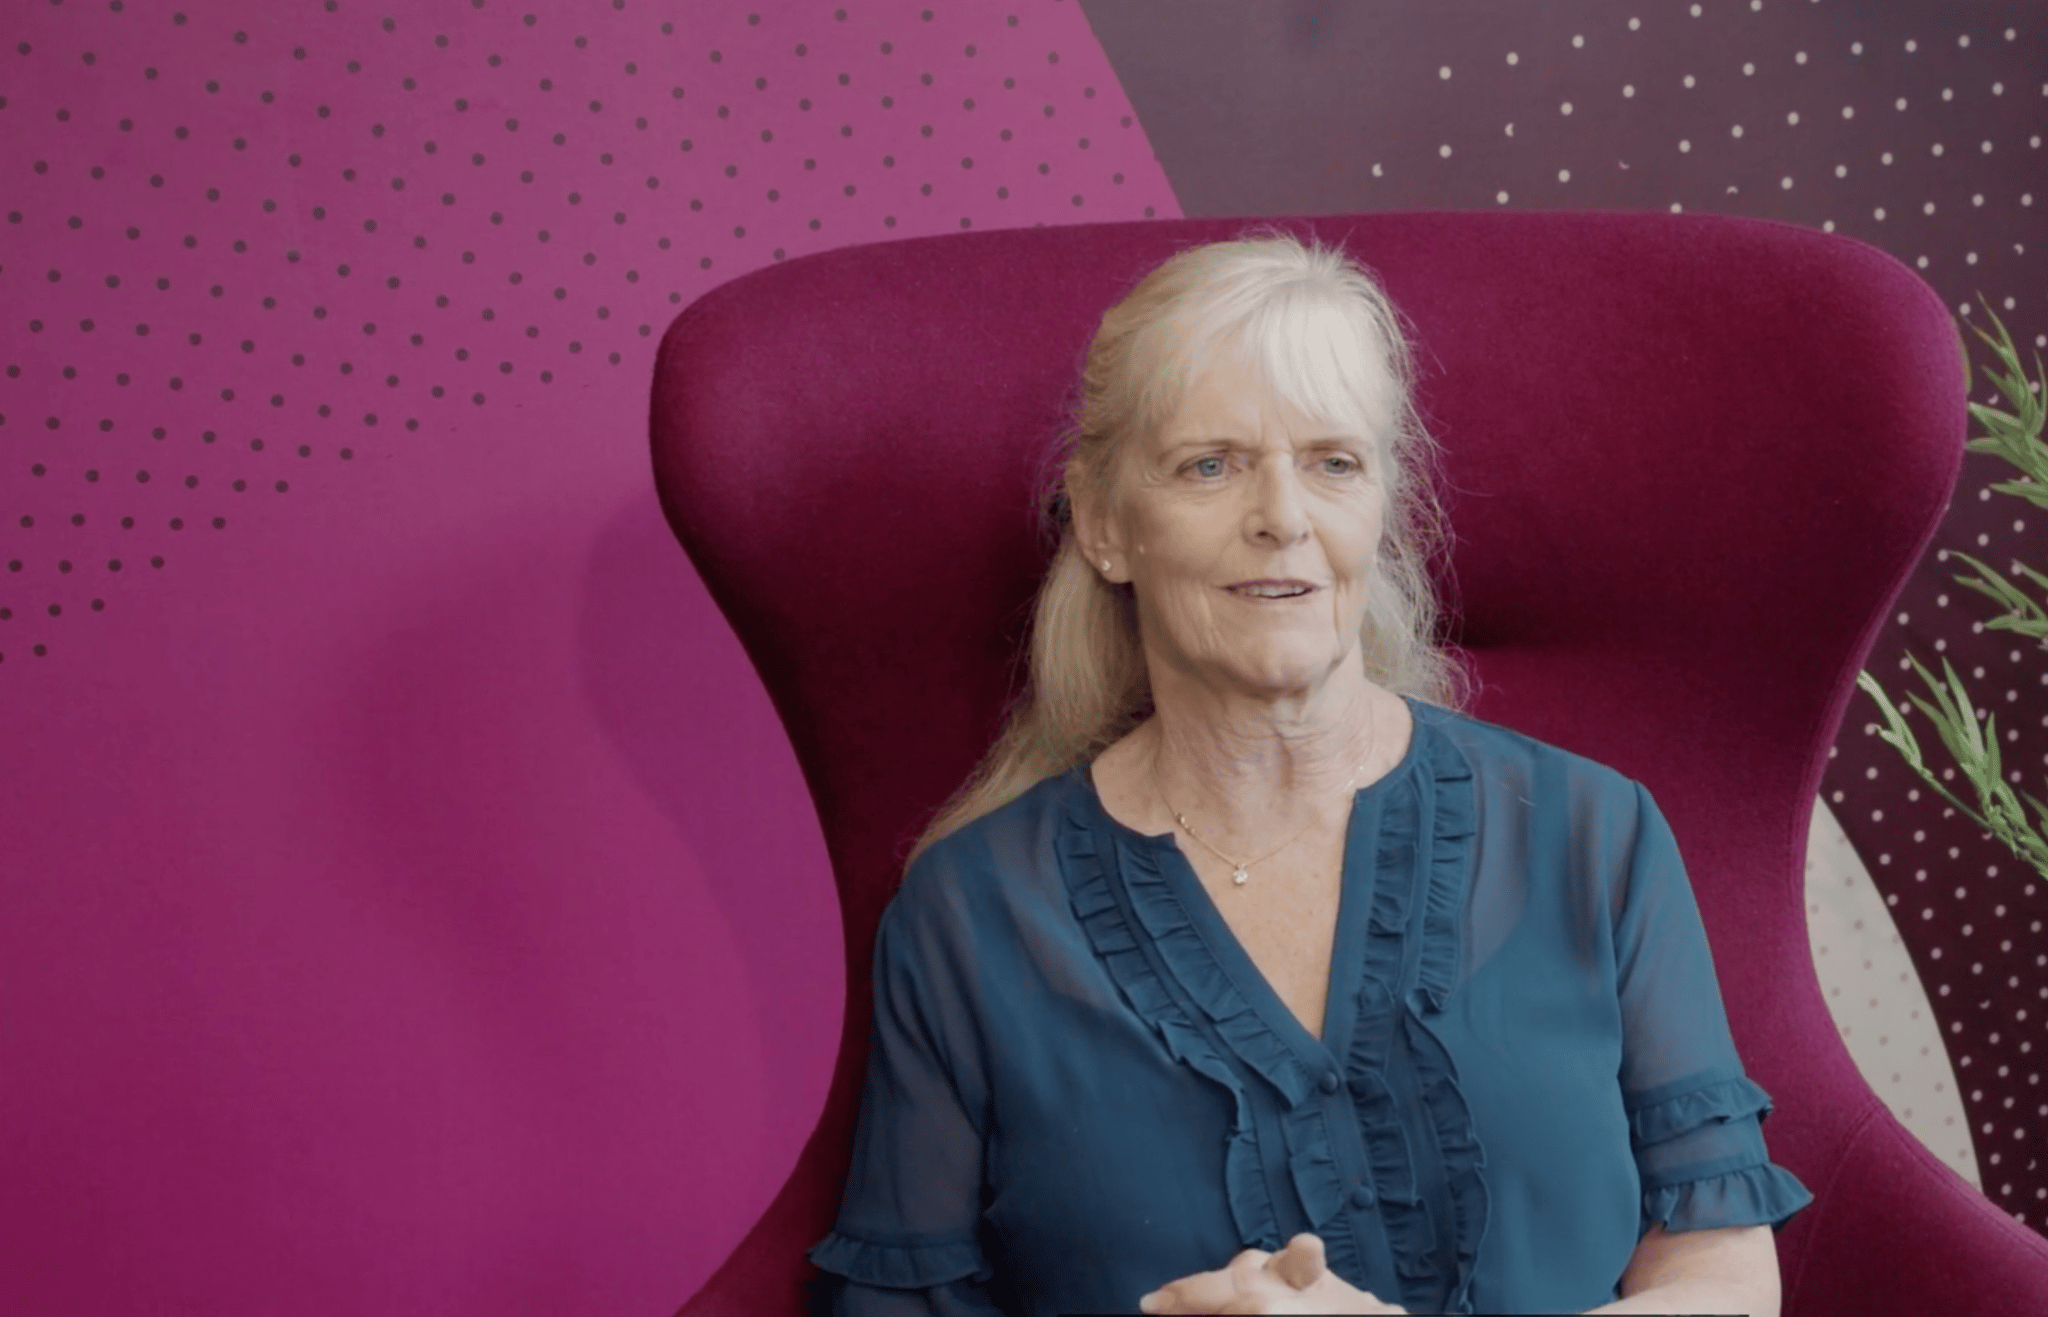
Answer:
[1138,1233,1407,1314]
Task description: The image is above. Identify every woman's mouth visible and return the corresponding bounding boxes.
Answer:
[1225,580,1317,599]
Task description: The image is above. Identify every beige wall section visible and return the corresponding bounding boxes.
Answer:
[1805,800,1981,1189]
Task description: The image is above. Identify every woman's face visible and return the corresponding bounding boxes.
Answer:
[1082,352,1388,703]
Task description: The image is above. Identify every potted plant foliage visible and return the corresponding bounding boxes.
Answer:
[1860,309,2048,878]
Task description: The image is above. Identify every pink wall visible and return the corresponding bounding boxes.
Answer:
[0,2,1176,1312]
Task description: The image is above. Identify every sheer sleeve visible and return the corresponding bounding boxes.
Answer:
[809,854,1007,1316]
[1613,781,1814,1238]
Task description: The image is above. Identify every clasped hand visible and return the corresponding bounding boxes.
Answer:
[1137,1233,1407,1315]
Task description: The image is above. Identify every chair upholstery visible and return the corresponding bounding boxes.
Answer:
[650,213,2048,1316]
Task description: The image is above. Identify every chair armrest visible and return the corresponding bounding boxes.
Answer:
[1784,1107,2048,1316]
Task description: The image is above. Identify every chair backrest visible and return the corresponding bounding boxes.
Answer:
[651,213,1966,1315]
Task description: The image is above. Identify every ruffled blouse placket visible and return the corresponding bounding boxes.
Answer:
[1059,716,1493,1315]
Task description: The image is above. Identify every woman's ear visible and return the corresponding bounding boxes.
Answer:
[1069,484,1127,584]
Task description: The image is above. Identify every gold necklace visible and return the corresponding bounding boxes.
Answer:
[1150,711,1378,888]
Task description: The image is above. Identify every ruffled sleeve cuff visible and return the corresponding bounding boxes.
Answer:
[1641,1159,1815,1235]
[1627,1074,1772,1146]
[808,1231,993,1290]
[1628,1074,1815,1234]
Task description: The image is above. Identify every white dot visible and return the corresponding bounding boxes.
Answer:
[1733,124,1745,137]
[1852,41,1864,54]
[1439,144,1453,158]
[1441,66,1453,80]
[1943,88,1955,101]
[1925,201,1937,214]
[1788,110,1800,124]
[2005,296,2016,310]
[1823,219,1835,232]
[1906,39,1918,52]
[2006,27,2017,39]
[1969,252,1979,264]
[2033,136,2042,148]
[1933,143,1945,155]
[1372,163,1384,177]
[1670,201,1683,212]
[1559,168,1572,182]
[1782,176,1795,189]
[1690,3,1701,14]
[1630,17,1641,30]
[1496,190,1510,204]
[1680,139,1692,152]
[1875,206,1887,220]
[1883,152,1894,164]
[1797,50,1808,64]
[1507,51,1520,65]
[1918,255,1930,267]
[2026,194,2036,206]
[1684,74,1697,88]
[1573,33,1585,48]
[1994,82,2005,95]
[1983,140,1995,152]
[1960,33,1971,47]
[1750,0,1761,9]
[1562,101,1574,115]
[1897,97,1909,110]
[1745,62,1757,75]
[1973,193,1985,206]
[1505,122,1515,136]
[1624,84,1636,97]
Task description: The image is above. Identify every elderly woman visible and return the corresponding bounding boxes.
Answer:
[807,235,1812,1315]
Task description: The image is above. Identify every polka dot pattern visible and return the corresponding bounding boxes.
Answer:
[0,0,1172,667]
[1807,799,1978,1184]
[1085,0,2047,1233]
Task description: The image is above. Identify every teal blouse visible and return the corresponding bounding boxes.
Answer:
[811,702,1812,1315]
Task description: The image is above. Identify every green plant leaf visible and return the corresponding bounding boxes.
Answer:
[1948,550,2048,639]
[1854,307,2048,881]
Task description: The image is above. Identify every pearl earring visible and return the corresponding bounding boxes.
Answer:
[1101,559,1113,574]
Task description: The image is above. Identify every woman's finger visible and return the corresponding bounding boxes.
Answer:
[1139,1248,1286,1314]
[1138,1268,1231,1314]
[1269,1233,1327,1290]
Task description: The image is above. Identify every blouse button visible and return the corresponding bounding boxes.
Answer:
[1319,1070,1340,1094]
[1351,1185,1377,1209]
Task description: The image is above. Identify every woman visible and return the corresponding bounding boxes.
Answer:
[808,234,1811,1315]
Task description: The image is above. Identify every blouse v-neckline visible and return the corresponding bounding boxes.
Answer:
[1082,698,1429,1065]
[1060,702,1492,1309]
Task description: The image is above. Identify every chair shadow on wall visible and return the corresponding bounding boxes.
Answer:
[316,490,839,1299]
[576,490,842,1191]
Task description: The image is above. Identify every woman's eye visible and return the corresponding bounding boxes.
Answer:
[1320,454,1361,475]
[1190,456,1227,478]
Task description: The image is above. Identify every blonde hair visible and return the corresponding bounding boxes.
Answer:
[909,231,1463,864]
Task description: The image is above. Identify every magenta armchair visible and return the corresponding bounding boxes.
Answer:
[650,213,2048,1315]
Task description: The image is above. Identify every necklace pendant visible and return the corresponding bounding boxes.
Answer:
[1232,867,1249,886]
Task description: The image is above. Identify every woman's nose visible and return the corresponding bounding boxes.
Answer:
[1247,458,1310,544]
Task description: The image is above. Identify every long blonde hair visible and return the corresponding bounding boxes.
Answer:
[909,231,1463,864]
